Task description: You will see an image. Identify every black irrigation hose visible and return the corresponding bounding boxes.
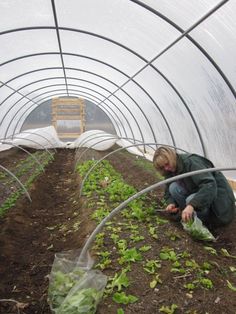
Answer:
[79,166,236,262]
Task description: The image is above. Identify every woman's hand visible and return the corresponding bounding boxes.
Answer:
[166,203,179,213]
[182,205,194,222]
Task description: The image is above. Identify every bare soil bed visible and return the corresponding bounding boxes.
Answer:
[0,148,236,314]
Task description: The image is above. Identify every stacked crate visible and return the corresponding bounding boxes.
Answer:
[51,98,85,140]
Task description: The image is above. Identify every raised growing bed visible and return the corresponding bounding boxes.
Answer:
[0,148,54,216]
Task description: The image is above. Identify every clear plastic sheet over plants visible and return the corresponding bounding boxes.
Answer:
[181,214,216,242]
[48,249,107,314]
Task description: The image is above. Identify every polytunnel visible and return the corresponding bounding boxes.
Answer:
[0,1,236,313]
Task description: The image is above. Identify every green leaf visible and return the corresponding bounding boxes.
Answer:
[221,248,236,259]
[229,266,236,272]
[159,252,169,260]
[199,278,213,289]
[204,246,218,255]
[139,245,152,252]
[150,274,162,288]
[184,283,196,291]
[119,248,142,264]
[159,304,178,314]
[159,249,177,261]
[226,280,236,292]
[107,270,130,292]
[144,260,161,274]
[150,279,157,289]
[112,292,138,304]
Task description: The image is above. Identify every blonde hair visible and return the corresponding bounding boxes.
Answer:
[153,146,177,173]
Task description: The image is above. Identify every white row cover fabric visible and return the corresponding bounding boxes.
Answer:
[0,127,235,184]
[0,126,65,151]
[0,127,145,155]
[0,0,236,169]
[68,130,117,151]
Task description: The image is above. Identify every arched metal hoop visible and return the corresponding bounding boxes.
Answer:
[0,140,45,173]
[75,134,149,173]
[0,66,154,144]
[0,1,230,156]
[10,131,57,153]
[4,86,131,141]
[5,136,54,159]
[19,85,135,141]
[75,135,144,166]
[0,165,31,202]
[10,91,123,140]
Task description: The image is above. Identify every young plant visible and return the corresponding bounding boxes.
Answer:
[144,259,161,274]
[118,248,142,265]
[159,247,178,262]
[150,274,162,288]
[139,245,152,252]
[159,304,178,314]
[112,292,138,305]
[96,251,112,270]
[106,269,130,294]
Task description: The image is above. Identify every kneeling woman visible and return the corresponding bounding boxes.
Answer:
[153,146,235,228]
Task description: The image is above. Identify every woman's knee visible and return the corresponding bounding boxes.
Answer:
[169,182,187,198]
[169,182,179,197]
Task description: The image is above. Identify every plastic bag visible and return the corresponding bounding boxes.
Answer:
[181,214,216,242]
[48,249,107,313]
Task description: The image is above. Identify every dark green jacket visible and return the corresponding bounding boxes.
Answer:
[165,153,236,225]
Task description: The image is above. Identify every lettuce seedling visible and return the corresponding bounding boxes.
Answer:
[112,292,138,305]
[144,260,161,274]
[118,248,142,265]
[106,270,130,293]
[159,304,178,314]
[139,245,152,252]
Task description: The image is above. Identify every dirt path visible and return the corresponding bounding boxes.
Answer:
[0,149,81,313]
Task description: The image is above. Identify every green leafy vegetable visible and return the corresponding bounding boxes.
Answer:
[112,292,138,304]
[159,304,178,314]
[48,267,106,313]
[106,270,130,293]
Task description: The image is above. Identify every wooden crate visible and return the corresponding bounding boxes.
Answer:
[51,97,85,139]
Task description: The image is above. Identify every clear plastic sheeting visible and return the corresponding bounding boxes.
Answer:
[0,0,235,170]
